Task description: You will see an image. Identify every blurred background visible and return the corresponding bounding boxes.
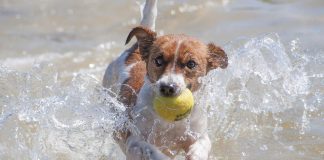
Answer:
[1,0,323,58]
[0,0,323,159]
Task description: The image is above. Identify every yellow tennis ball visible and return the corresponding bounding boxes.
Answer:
[153,89,194,122]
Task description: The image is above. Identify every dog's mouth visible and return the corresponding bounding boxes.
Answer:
[186,83,192,90]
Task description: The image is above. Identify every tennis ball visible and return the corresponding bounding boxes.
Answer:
[153,89,194,122]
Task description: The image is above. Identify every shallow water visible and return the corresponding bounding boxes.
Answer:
[0,0,324,159]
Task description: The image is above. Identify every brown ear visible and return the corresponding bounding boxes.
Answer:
[207,43,228,71]
[125,26,157,59]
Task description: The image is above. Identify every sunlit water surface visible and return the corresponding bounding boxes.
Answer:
[0,0,323,159]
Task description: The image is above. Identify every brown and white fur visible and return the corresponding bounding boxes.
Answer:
[103,0,228,159]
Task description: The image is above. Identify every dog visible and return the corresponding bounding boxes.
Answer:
[103,0,228,159]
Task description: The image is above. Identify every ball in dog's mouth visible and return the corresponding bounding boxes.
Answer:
[153,89,194,122]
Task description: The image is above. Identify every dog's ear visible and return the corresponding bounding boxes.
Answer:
[126,26,157,59]
[206,43,228,71]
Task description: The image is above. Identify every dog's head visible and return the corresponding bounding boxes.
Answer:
[126,26,228,97]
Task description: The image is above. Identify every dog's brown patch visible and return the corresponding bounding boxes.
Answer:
[125,44,143,65]
[207,43,228,70]
[118,45,146,107]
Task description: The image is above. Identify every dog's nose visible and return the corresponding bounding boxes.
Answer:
[160,83,178,97]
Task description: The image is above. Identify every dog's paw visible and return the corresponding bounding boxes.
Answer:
[127,142,144,160]
[141,142,170,160]
[126,138,169,160]
[186,139,210,160]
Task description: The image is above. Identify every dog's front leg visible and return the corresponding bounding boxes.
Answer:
[185,134,211,160]
[126,135,170,160]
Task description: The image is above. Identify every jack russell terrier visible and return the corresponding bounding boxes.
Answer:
[103,0,228,159]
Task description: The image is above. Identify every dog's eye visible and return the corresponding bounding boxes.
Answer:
[154,56,164,67]
[186,60,196,69]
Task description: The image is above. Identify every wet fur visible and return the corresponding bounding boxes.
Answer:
[103,0,227,159]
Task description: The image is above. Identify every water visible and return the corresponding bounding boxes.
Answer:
[1,0,324,159]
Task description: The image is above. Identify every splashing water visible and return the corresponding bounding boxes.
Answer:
[0,34,323,159]
[198,33,324,159]
[0,63,127,159]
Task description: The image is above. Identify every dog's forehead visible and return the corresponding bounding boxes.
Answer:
[154,35,207,59]
[155,34,204,46]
